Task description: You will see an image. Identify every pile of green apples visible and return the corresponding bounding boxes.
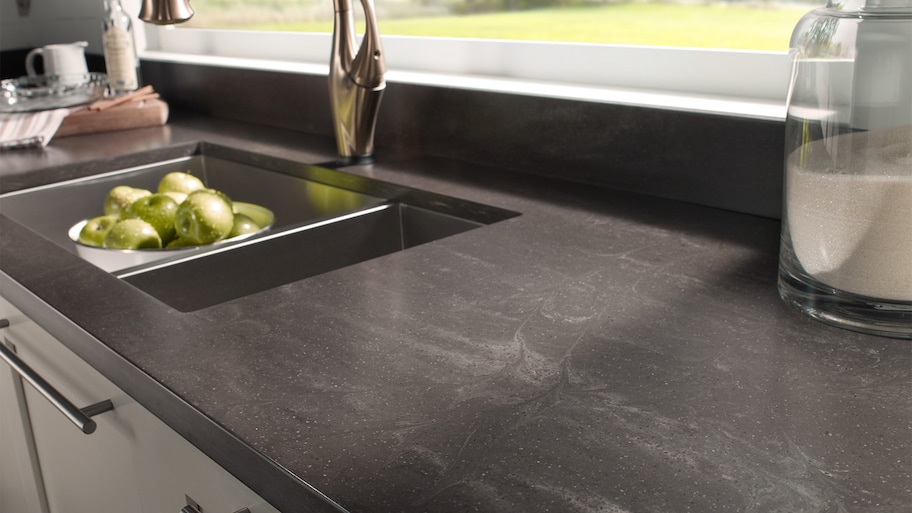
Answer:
[78,172,266,250]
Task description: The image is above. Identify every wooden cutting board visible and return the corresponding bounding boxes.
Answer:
[56,99,169,138]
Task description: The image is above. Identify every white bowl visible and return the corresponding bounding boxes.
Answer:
[69,202,275,272]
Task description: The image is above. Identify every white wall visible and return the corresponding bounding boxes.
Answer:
[1,0,142,54]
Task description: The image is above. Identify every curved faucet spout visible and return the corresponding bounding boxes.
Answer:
[329,0,387,164]
[138,0,194,24]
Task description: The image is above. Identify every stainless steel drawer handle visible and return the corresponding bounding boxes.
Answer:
[0,332,114,435]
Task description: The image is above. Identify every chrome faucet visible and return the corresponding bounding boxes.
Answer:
[329,0,387,164]
[139,0,194,24]
[138,0,387,163]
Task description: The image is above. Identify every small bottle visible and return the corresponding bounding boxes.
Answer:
[102,0,141,93]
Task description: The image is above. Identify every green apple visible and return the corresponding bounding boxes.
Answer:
[124,193,179,245]
[175,190,235,245]
[103,186,152,217]
[77,215,120,247]
[166,236,197,249]
[158,171,206,195]
[228,213,260,238]
[103,219,162,249]
[205,187,233,206]
[233,202,275,229]
[162,191,188,205]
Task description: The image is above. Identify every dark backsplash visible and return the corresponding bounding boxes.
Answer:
[141,60,785,219]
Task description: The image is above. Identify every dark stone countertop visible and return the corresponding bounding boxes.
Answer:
[1,115,909,513]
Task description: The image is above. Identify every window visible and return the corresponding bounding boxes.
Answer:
[181,0,808,51]
[140,0,819,119]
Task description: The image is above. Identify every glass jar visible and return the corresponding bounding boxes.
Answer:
[778,0,911,338]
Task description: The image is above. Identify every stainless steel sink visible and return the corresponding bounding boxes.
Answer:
[0,151,384,254]
[119,202,483,312]
[0,143,519,311]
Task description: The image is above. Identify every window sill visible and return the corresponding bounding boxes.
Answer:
[141,49,786,122]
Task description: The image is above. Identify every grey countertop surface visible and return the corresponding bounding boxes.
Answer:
[1,115,909,513]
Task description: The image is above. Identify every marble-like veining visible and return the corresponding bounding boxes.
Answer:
[1,118,908,513]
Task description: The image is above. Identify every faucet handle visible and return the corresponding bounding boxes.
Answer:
[349,0,386,89]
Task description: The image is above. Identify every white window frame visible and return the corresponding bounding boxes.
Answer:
[140,24,792,121]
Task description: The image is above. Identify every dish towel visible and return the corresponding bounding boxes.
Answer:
[0,108,71,151]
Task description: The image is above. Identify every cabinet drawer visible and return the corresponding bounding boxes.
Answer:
[0,296,281,513]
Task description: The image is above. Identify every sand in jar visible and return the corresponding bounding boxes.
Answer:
[785,126,912,302]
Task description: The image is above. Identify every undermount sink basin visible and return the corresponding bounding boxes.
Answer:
[119,202,483,311]
[0,143,519,312]
[0,148,384,260]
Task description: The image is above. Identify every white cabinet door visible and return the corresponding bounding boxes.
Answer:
[135,418,282,513]
[0,297,145,513]
[0,315,49,513]
[0,296,282,513]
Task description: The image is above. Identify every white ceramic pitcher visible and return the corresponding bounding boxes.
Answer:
[26,41,89,86]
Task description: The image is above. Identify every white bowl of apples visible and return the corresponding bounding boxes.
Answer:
[69,172,274,272]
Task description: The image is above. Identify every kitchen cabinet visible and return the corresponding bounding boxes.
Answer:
[0,298,146,513]
[0,295,282,513]
[0,318,48,513]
